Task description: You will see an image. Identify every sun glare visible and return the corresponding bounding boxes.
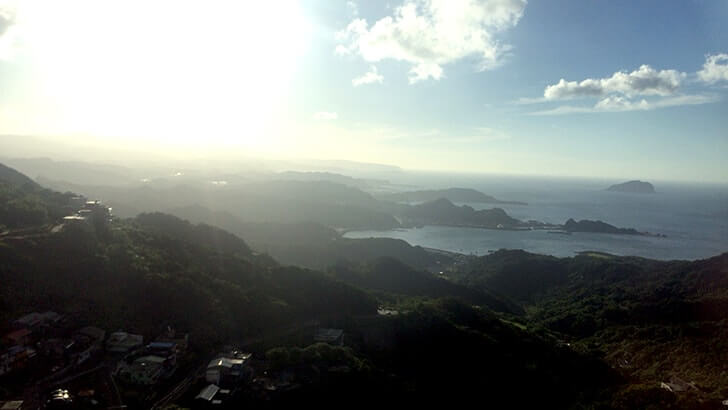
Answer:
[7,0,311,150]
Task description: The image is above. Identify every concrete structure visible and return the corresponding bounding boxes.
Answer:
[155,327,189,352]
[78,326,106,342]
[13,311,61,330]
[0,401,24,410]
[205,354,251,385]
[0,346,36,376]
[125,356,166,385]
[196,384,230,405]
[146,342,177,366]
[3,329,32,346]
[660,377,698,393]
[196,384,220,402]
[106,331,143,353]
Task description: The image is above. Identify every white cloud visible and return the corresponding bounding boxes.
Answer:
[520,59,727,115]
[0,3,17,60]
[544,65,685,100]
[352,65,384,86]
[0,11,11,35]
[346,1,359,17]
[530,94,718,116]
[313,111,338,121]
[697,53,728,84]
[336,0,527,83]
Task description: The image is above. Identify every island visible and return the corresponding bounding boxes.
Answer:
[563,218,641,235]
[606,180,655,193]
[563,218,666,237]
[379,187,526,205]
[395,198,665,237]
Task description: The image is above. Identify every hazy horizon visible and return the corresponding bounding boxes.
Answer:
[2,134,728,186]
[0,1,727,183]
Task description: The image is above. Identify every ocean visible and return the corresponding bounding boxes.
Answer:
[345,173,728,261]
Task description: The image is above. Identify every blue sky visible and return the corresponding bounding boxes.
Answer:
[0,0,726,182]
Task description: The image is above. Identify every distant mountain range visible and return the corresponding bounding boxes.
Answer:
[379,187,526,205]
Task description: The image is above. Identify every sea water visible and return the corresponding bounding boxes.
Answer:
[345,173,728,260]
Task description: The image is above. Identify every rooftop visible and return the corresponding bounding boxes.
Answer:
[4,328,32,342]
[0,401,24,410]
[135,355,166,365]
[314,328,344,343]
[196,384,220,402]
[78,326,105,341]
[148,342,175,350]
[208,356,247,369]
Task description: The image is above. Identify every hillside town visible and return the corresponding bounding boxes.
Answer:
[0,307,351,409]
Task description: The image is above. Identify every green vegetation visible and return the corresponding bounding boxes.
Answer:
[0,163,75,229]
[345,298,618,408]
[0,213,377,351]
[265,343,370,372]
[452,249,728,407]
[328,256,522,314]
[1,164,725,408]
[564,218,642,235]
[402,198,520,228]
[167,205,448,270]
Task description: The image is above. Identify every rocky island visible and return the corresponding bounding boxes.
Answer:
[563,218,640,235]
[606,180,655,193]
[563,218,666,237]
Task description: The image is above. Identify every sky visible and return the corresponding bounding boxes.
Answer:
[0,0,727,182]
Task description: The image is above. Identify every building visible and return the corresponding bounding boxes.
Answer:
[314,328,344,346]
[0,346,36,376]
[63,199,112,229]
[12,312,43,329]
[155,327,189,352]
[82,200,112,220]
[78,326,106,343]
[146,342,177,365]
[205,353,251,385]
[124,356,166,385]
[45,389,72,409]
[12,311,62,331]
[70,333,102,365]
[660,377,698,393]
[196,384,220,402]
[3,329,32,346]
[195,384,230,406]
[62,215,87,223]
[0,401,24,410]
[106,331,143,353]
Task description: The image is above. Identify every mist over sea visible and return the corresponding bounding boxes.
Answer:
[346,172,728,260]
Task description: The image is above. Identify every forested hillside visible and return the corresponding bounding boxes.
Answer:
[0,163,75,229]
[452,249,728,407]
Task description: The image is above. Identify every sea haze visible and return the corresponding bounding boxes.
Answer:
[346,173,728,260]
